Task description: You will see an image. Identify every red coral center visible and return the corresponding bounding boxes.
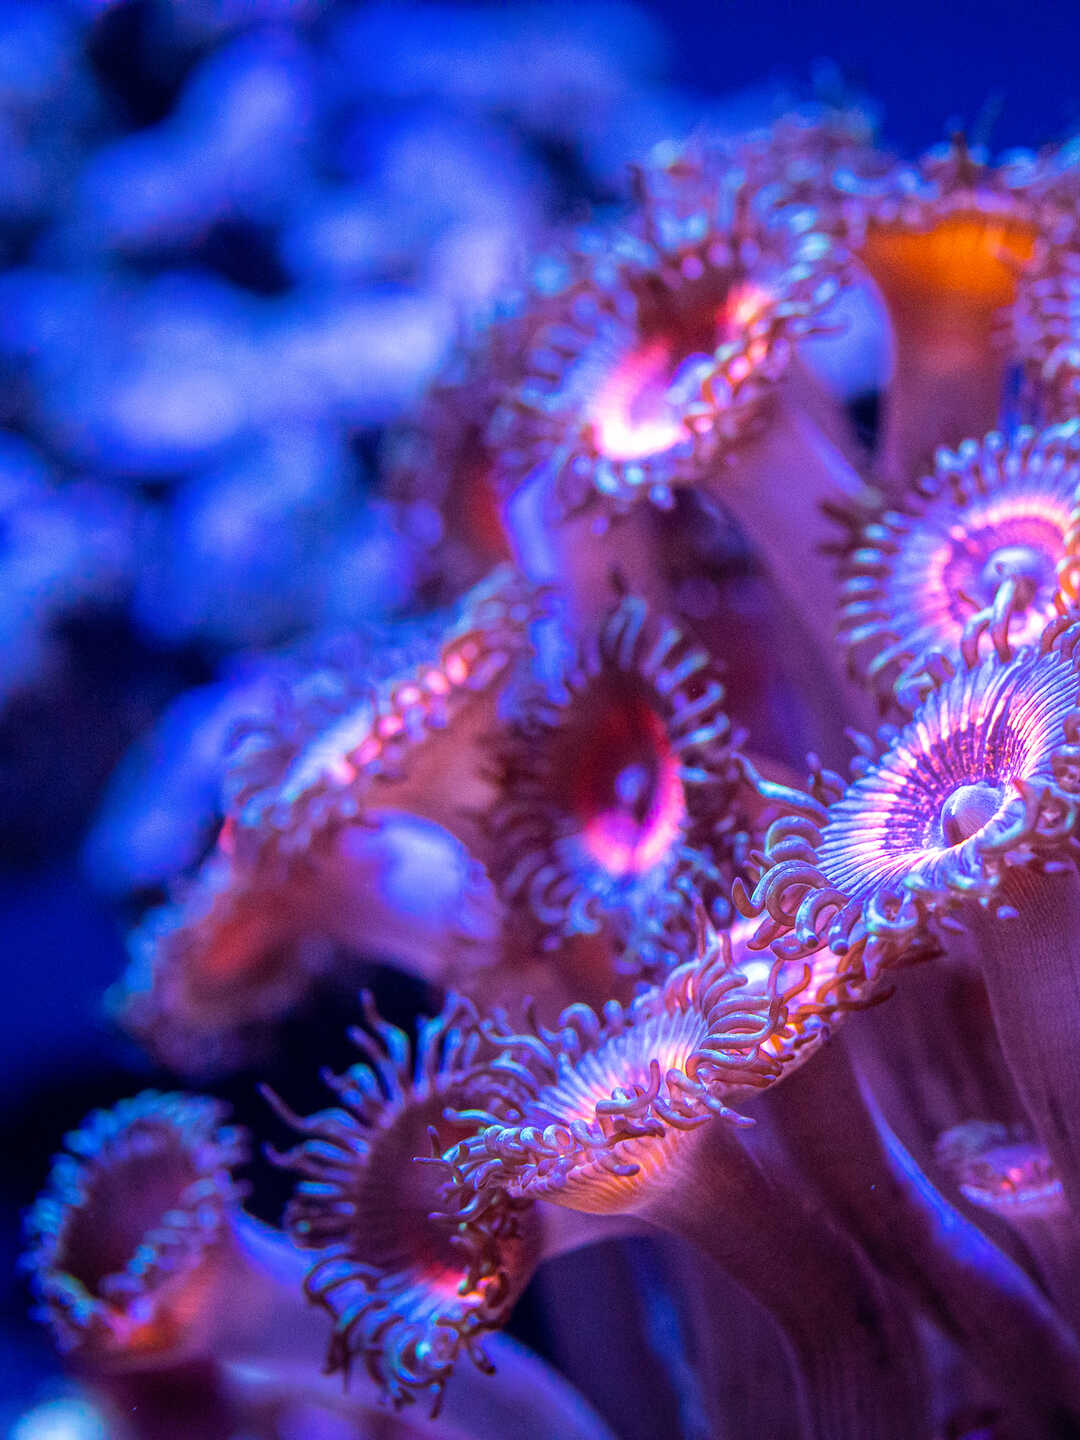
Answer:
[569,691,686,877]
[353,1100,479,1283]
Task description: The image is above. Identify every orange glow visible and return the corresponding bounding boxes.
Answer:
[863,212,1036,310]
[722,281,772,333]
[444,652,469,685]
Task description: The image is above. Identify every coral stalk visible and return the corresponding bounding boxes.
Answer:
[872,257,1017,491]
[766,1040,1080,1438]
[441,937,927,1439]
[962,865,1080,1216]
[641,1119,927,1440]
[505,468,674,631]
[935,1120,1080,1331]
[224,1331,621,1440]
[698,376,879,747]
[846,956,1019,1172]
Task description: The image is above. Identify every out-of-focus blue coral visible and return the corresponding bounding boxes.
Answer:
[324,2,670,169]
[0,3,102,246]
[0,269,261,478]
[83,666,302,899]
[0,433,134,705]
[60,28,319,259]
[131,426,367,650]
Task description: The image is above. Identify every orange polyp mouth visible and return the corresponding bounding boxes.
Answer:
[862,212,1037,309]
[570,694,686,878]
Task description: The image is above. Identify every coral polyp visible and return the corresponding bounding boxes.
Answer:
[225,565,539,857]
[440,918,928,1439]
[841,423,1080,707]
[804,137,1080,484]
[117,568,538,1071]
[739,614,1080,974]
[490,162,847,518]
[266,993,541,1414]
[936,1121,1064,1219]
[24,1093,248,1369]
[849,141,1044,306]
[489,592,739,954]
[725,916,868,1071]
[441,923,785,1214]
[112,850,352,1074]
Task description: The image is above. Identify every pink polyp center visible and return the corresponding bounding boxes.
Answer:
[585,278,771,462]
[977,543,1051,610]
[937,1122,1063,1218]
[956,1142,1061,1215]
[517,1007,709,1210]
[814,646,1080,900]
[939,781,1004,847]
[926,503,1068,632]
[977,1144,1054,1198]
[588,337,692,461]
[568,691,686,878]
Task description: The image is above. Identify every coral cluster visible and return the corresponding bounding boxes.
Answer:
[21,14,1080,1440]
